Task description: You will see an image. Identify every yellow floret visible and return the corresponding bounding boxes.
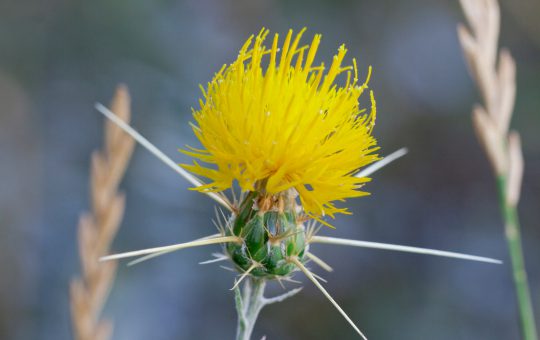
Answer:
[183,28,379,218]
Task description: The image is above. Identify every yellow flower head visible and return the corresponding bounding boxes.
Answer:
[183,28,379,219]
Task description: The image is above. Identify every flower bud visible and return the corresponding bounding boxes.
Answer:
[227,191,306,277]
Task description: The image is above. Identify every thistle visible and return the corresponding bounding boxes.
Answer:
[98,29,501,339]
[186,28,378,282]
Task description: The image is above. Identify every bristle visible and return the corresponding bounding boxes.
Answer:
[95,103,233,211]
[354,148,408,178]
[200,253,229,265]
[306,252,333,272]
[291,257,368,339]
[310,236,502,264]
[127,233,223,266]
[231,262,260,290]
[101,236,241,262]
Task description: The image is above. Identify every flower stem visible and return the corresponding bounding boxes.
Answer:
[234,277,302,340]
[497,175,538,340]
[235,278,266,340]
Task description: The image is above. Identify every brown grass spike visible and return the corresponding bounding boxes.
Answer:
[457,1,538,339]
[70,85,135,340]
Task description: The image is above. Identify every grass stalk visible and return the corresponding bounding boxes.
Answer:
[457,1,538,337]
[497,176,538,340]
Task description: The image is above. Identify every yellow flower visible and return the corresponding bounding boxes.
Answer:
[183,28,379,219]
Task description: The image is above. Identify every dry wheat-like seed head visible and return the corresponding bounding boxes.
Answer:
[458,4,539,339]
[458,0,522,206]
[70,85,135,340]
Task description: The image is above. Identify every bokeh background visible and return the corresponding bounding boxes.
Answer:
[1,0,539,339]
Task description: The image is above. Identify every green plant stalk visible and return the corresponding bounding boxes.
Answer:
[497,175,538,340]
[235,278,266,340]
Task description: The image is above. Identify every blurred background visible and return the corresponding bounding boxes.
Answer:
[1,0,539,339]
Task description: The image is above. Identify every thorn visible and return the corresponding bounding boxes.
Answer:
[290,257,368,339]
[311,272,328,283]
[220,265,236,272]
[264,287,303,305]
[100,235,241,262]
[95,102,233,211]
[355,147,408,178]
[310,236,502,264]
[276,277,286,289]
[231,263,260,290]
[281,277,302,285]
[199,253,229,265]
[127,233,223,266]
[128,250,170,266]
[306,252,333,272]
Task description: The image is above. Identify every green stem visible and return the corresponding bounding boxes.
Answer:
[234,277,302,340]
[497,176,538,340]
[235,278,266,340]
